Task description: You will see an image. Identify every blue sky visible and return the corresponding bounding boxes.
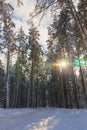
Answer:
[6,0,51,49]
[0,0,79,64]
[6,0,79,49]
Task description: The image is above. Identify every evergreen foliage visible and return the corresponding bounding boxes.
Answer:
[0,0,87,108]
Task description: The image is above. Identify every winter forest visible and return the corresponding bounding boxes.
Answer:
[0,0,87,109]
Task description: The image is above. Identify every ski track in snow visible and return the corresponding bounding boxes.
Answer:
[0,108,87,130]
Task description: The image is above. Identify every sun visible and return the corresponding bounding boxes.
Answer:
[59,60,67,68]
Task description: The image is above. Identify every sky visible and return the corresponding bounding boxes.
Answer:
[6,0,79,50]
[0,0,79,65]
[6,0,51,51]
[0,0,52,65]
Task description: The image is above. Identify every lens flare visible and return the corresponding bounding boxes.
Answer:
[59,61,67,68]
[52,63,59,67]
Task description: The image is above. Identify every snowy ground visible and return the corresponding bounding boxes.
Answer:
[0,108,87,130]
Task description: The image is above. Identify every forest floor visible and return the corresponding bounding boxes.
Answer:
[0,108,87,130]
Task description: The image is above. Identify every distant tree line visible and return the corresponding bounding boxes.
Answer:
[0,0,87,108]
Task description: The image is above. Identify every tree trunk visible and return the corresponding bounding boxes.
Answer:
[6,41,10,108]
[67,0,87,49]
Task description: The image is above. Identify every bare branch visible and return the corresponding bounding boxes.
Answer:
[17,0,23,7]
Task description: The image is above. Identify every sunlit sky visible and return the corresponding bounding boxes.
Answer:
[0,0,79,65]
[1,0,52,65]
[6,0,79,50]
[6,0,52,51]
